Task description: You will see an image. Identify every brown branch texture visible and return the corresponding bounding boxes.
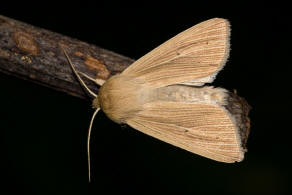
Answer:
[0,15,134,99]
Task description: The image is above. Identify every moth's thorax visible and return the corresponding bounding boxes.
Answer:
[98,74,148,124]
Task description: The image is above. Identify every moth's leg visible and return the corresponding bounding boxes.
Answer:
[62,47,97,98]
[77,71,105,86]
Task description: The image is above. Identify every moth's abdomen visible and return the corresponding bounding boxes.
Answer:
[98,74,148,124]
[153,85,228,106]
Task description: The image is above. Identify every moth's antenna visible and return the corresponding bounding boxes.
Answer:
[62,46,100,182]
[62,47,97,98]
[88,108,100,182]
[77,71,105,86]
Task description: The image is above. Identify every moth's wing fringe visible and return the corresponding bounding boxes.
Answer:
[224,92,251,150]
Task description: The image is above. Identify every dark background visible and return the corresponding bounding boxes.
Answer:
[1,1,291,195]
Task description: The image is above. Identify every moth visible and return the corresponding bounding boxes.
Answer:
[63,18,250,181]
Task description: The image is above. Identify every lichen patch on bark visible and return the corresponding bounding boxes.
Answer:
[13,31,39,56]
[84,55,110,80]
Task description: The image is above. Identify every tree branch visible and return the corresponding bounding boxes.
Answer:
[0,15,134,99]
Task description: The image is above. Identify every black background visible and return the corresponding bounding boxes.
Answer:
[1,1,291,195]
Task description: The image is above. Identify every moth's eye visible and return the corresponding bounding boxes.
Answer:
[92,98,100,109]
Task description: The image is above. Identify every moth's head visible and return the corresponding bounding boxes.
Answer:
[92,97,100,109]
[95,74,144,124]
[92,76,121,118]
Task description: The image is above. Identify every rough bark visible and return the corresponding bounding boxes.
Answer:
[0,15,134,99]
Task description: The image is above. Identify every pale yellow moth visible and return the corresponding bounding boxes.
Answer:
[63,18,250,182]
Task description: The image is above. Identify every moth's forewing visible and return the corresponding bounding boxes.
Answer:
[126,88,244,163]
[122,18,230,88]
